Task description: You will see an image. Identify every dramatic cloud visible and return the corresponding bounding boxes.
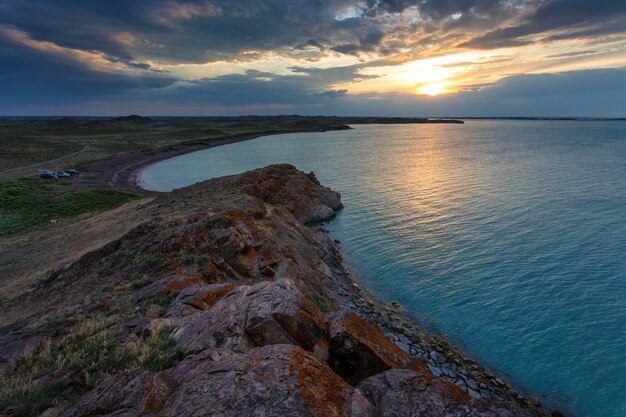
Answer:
[459,0,626,49]
[1,0,625,116]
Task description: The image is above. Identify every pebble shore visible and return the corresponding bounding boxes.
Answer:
[317,226,563,417]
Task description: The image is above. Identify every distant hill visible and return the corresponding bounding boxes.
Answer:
[110,115,154,124]
[46,117,81,126]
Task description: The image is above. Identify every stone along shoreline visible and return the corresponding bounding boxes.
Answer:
[0,165,559,416]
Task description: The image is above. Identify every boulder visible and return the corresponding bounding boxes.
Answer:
[305,204,337,224]
[176,279,325,354]
[65,369,156,417]
[356,369,468,417]
[352,369,533,417]
[133,273,204,301]
[167,283,235,317]
[234,164,342,224]
[160,344,367,417]
[326,309,432,385]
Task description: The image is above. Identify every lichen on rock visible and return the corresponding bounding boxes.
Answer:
[0,165,540,417]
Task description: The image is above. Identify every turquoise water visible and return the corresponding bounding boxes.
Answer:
[139,121,626,417]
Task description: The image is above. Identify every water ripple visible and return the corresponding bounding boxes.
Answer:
[140,121,626,417]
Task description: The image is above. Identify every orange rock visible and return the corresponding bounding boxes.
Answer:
[143,374,173,413]
[185,283,235,310]
[164,274,204,293]
[326,309,431,385]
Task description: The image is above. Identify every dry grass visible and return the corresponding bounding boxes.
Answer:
[0,314,184,417]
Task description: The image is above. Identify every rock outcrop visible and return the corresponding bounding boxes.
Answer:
[0,164,542,417]
[175,279,325,354]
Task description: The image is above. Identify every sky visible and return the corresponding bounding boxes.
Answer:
[1,0,626,117]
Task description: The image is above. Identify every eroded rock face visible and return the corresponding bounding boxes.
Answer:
[357,369,533,417]
[232,164,343,224]
[357,369,467,417]
[64,369,155,417]
[326,309,434,386]
[65,345,368,417]
[167,283,235,317]
[161,345,363,417]
[1,165,540,417]
[176,279,325,355]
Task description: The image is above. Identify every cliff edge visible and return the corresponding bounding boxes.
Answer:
[1,165,545,417]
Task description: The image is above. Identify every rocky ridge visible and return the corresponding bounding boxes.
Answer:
[0,165,557,416]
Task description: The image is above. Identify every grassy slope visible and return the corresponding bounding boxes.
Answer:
[0,116,350,238]
[0,313,183,416]
[0,116,350,171]
[0,178,139,238]
[0,115,459,172]
[0,115,458,239]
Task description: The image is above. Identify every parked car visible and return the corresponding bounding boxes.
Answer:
[56,171,71,179]
[39,172,58,179]
[64,169,79,176]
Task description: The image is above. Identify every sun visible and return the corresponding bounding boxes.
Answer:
[419,83,446,96]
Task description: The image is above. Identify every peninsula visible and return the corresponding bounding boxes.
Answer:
[1,159,558,416]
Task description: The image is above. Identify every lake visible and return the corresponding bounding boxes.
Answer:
[139,121,626,417]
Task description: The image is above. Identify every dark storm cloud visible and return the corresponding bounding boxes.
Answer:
[0,0,535,67]
[0,35,175,107]
[1,0,626,116]
[2,0,625,68]
[460,0,626,49]
[0,0,363,64]
[364,0,521,21]
[153,66,377,106]
[318,89,348,98]
[0,1,160,59]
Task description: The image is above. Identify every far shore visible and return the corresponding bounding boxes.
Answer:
[0,117,563,416]
[84,120,462,195]
[86,126,354,195]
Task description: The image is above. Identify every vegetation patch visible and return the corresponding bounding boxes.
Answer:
[0,317,184,417]
[180,252,209,267]
[141,294,175,317]
[102,243,165,277]
[305,291,332,313]
[135,254,165,272]
[0,178,139,237]
[138,325,185,372]
[129,276,154,290]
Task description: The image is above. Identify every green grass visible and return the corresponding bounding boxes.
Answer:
[0,178,139,237]
[180,252,209,267]
[0,116,350,172]
[129,276,154,290]
[0,322,184,416]
[140,325,185,372]
[141,294,175,317]
[135,254,165,272]
[305,291,332,313]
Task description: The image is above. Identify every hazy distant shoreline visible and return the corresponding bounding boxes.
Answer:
[1,115,624,121]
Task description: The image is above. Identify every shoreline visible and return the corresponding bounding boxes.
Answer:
[126,132,562,416]
[319,227,558,415]
[0,162,560,416]
[85,125,351,195]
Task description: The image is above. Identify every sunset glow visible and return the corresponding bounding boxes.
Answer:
[1,1,626,116]
[419,84,447,96]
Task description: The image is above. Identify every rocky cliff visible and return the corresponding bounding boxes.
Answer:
[0,165,550,417]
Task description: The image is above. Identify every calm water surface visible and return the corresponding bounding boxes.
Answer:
[140,121,626,417]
